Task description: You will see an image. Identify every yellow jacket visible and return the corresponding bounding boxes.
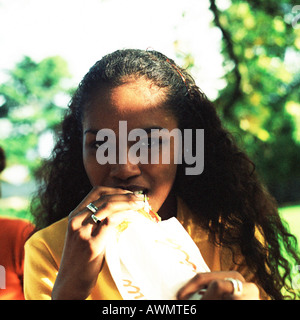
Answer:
[24,198,268,299]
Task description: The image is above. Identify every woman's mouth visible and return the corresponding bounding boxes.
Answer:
[116,185,149,195]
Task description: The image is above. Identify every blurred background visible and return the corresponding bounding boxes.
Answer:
[0,0,299,242]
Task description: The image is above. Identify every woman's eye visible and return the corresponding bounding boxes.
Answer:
[92,140,105,149]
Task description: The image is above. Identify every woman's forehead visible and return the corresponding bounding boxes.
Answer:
[82,78,178,133]
[84,105,177,132]
[83,84,176,132]
[92,78,167,111]
[113,84,163,108]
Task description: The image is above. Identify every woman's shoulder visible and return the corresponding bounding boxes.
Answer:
[25,217,68,261]
[27,216,68,242]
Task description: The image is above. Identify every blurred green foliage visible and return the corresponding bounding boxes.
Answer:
[207,0,300,204]
[0,56,73,176]
[0,202,32,222]
[177,1,300,204]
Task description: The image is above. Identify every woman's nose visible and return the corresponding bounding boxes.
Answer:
[109,162,141,181]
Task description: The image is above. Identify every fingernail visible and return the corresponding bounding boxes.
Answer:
[133,190,144,195]
[133,193,145,199]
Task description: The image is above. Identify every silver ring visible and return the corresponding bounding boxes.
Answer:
[86,203,101,224]
[86,202,98,213]
[224,278,243,296]
[90,213,101,224]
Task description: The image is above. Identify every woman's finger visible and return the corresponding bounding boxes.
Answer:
[177,271,245,300]
[201,279,241,300]
[70,186,132,218]
[83,197,146,227]
[68,187,135,229]
[223,282,260,300]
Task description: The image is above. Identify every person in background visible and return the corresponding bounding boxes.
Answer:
[0,147,6,198]
[0,146,35,300]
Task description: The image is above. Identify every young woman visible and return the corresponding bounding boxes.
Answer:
[24,49,299,300]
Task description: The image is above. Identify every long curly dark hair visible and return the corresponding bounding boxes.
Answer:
[31,49,299,299]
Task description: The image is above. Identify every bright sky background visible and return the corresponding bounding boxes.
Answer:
[0,0,230,187]
[0,0,228,100]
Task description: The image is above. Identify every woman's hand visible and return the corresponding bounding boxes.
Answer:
[52,186,145,300]
[177,271,260,300]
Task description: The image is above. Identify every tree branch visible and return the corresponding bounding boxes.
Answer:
[209,0,242,120]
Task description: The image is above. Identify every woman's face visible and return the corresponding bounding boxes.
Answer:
[82,79,179,219]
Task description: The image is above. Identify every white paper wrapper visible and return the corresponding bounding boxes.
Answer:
[105,212,210,300]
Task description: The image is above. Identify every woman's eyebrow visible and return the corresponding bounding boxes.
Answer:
[84,126,165,135]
